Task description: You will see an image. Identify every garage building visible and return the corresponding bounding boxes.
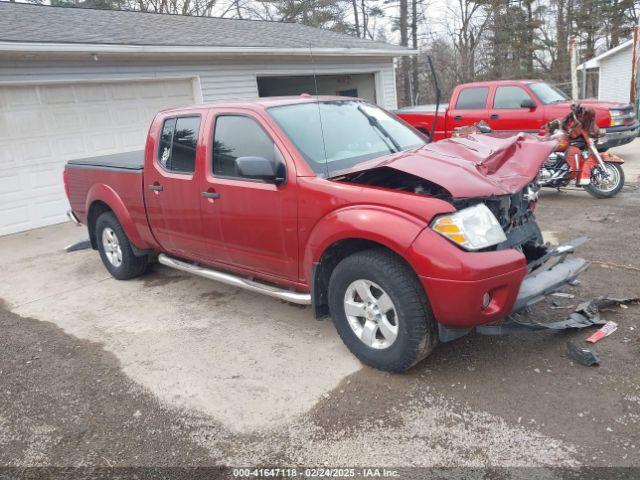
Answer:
[0,2,412,236]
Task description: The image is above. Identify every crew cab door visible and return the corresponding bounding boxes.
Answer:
[144,114,216,259]
[448,85,490,130]
[199,109,298,281]
[488,85,544,133]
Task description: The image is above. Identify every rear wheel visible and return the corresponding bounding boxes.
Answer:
[96,211,148,280]
[328,248,437,372]
[584,162,625,198]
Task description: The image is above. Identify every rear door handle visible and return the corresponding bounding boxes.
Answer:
[490,114,500,120]
[453,115,463,121]
[201,191,220,199]
[148,184,163,191]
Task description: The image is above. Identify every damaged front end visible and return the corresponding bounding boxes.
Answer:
[333,133,591,341]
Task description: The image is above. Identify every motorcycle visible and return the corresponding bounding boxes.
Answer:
[539,103,625,198]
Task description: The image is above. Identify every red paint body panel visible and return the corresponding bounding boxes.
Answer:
[65,166,158,250]
[297,176,455,283]
[397,80,633,140]
[64,96,555,329]
[335,133,557,197]
[407,229,527,327]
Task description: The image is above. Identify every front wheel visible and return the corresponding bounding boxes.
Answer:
[584,162,625,198]
[328,248,438,373]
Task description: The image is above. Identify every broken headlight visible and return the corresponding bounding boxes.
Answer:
[431,203,507,251]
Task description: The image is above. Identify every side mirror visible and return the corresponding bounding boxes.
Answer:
[235,156,285,184]
[521,98,537,109]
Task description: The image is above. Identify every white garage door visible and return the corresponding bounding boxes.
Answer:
[0,78,196,236]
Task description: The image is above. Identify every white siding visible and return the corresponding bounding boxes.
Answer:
[598,45,634,103]
[0,56,398,109]
[0,78,195,235]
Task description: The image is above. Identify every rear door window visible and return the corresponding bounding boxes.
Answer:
[455,87,489,110]
[157,116,200,174]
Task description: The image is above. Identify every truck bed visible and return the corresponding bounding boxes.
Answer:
[65,149,153,248]
[67,150,144,171]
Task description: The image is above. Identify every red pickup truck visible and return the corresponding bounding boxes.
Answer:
[64,96,587,372]
[397,80,639,150]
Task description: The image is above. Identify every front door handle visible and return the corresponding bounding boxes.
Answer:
[201,191,221,199]
[490,114,500,120]
[148,184,163,191]
[453,115,463,121]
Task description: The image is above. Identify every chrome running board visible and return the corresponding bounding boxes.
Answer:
[158,254,311,305]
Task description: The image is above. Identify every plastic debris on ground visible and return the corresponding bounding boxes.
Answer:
[477,295,638,335]
[567,341,600,366]
[551,292,575,299]
[586,321,618,344]
[567,296,639,327]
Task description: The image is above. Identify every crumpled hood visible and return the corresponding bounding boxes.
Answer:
[336,133,557,198]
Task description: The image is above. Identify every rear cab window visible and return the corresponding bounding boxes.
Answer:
[158,115,201,174]
[455,87,489,110]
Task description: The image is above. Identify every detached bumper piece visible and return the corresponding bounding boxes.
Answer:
[514,237,589,312]
[476,238,592,336]
[511,257,588,313]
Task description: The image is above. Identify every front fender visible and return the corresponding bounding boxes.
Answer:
[85,183,149,250]
[302,205,427,283]
[601,152,624,164]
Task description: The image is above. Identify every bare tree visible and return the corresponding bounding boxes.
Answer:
[411,0,418,103]
[399,0,410,105]
[447,0,489,83]
[352,0,361,36]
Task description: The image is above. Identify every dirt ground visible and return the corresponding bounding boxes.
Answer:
[0,141,639,476]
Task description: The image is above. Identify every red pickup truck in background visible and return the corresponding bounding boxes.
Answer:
[64,96,587,372]
[396,80,639,151]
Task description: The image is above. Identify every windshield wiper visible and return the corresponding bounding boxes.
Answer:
[357,105,401,153]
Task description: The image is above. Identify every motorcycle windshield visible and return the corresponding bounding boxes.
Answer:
[267,99,426,177]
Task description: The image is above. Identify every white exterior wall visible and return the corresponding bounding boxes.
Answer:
[597,45,633,103]
[0,56,398,109]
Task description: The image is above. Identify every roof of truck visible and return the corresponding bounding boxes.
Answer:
[158,95,369,114]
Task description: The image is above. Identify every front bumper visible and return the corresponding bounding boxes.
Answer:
[597,122,639,151]
[414,236,589,341]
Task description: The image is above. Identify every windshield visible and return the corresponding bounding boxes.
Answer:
[268,100,425,176]
[528,82,569,105]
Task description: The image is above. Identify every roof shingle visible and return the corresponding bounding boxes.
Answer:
[0,2,406,53]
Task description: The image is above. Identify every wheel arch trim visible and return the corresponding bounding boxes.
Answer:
[85,184,150,251]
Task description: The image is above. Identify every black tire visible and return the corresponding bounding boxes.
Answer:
[328,248,438,373]
[95,211,148,280]
[584,162,625,198]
